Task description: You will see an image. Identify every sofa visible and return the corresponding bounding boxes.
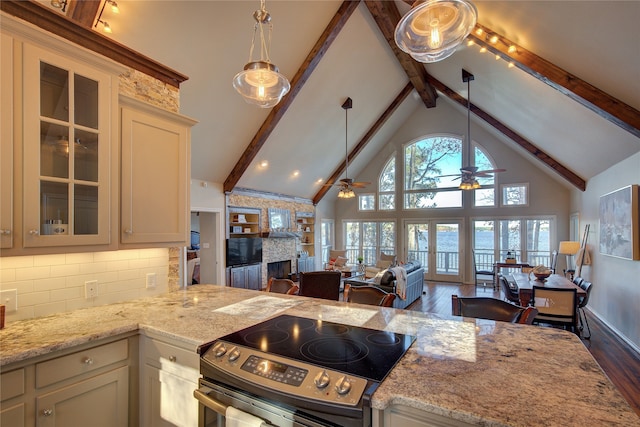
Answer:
[344,260,424,310]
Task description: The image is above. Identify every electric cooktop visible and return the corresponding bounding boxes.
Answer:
[217,314,416,382]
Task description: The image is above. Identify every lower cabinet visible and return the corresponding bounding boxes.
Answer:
[227,264,262,290]
[297,256,315,273]
[140,334,200,427]
[0,336,133,427]
[373,405,477,427]
[35,366,128,427]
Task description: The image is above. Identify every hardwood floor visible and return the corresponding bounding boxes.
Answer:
[406,281,640,417]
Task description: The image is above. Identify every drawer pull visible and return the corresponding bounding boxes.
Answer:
[169,355,177,362]
[83,357,94,365]
[43,409,53,417]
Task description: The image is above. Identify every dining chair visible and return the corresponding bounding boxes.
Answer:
[344,284,396,307]
[266,277,299,295]
[577,281,593,339]
[472,250,495,288]
[451,295,538,325]
[572,276,584,287]
[499,275,520,304]
[298,271,342,301]
[531,286,578,333]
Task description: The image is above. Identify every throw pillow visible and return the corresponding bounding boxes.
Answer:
[375,259,393,269]
[334,256,349,268]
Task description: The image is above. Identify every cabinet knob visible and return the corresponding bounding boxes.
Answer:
[29,229,40,235]
[124,229,133,234]
[43,409,53,416]
[0,229,10,235]
[83,357,94,365]
[169,355,177,362]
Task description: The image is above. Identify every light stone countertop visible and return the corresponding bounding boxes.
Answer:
[1,285,638,426]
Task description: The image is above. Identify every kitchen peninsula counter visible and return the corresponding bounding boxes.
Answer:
[1,285,637,426]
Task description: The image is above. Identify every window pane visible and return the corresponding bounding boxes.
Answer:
[502,184,528,206]
[40,62,69,122]
[358,194,375,211]
[404,137,461,190]
[404,191,462,209]
[526,219,551,266]
[40,122,69,179]
[379,193,394,210]
[499,220,521,260]
[474,145,495,186]
[474,188,494,207]
[379,157,395,192]
[379,222,395,254]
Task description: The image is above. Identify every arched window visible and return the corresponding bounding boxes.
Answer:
[378,155,395,210]
[403,136,498,209]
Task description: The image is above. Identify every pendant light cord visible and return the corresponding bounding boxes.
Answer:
[345,105,349,179]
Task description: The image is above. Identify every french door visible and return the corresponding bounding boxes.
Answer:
[405,219,463,282]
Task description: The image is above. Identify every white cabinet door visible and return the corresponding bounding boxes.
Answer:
[22,43,116,248]
[120,98,195,246]
[35,366,128,427]
[1,33,14,249]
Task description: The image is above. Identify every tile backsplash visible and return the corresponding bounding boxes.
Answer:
[0,248,169,322]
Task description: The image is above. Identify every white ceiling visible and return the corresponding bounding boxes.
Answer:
[83,0,640,200]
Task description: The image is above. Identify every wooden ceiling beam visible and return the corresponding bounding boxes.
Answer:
[426,75,587,191]
[469,23,640,138]
[313,83,415,204]
[223,0,361,194]
[66,0,100,28]
[364,0,438,108]
[0,0,188,87]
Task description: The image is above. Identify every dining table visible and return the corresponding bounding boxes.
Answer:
[493,262,531,288]
[512,272,586,307]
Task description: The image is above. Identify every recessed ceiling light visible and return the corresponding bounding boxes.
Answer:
[260,160,269,168]
[292,170,300,177]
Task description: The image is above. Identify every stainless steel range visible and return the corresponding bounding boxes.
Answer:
[194,314,415,427]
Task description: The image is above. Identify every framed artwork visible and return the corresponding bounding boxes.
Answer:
[599,185,639,260]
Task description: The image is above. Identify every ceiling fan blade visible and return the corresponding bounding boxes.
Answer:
[476,168,506,174]
[435,174,463,178]
[351,181,370,188]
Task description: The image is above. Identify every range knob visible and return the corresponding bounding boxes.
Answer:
[228,346,241,362]
[335,376,352,395]
[212,342,227,357]
[314,370,330,389]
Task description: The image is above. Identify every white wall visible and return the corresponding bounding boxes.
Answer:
[570,152,640,351]
[331,101,573,282]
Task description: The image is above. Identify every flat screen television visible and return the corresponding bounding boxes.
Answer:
[226,238,262,267]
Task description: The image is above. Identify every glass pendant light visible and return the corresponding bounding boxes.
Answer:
[395,0,477,63]
[233,0,290,108]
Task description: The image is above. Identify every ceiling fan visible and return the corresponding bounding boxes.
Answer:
[437,69,506,189]
[324,97,370,198]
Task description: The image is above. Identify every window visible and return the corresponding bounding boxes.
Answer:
[344,220,395,266]
[472,216,554,267]
[358,193,375,211]
[473,144,496,207]
[379,156,395,210]
[501,183,528,206]
[320,219,334,265]
[404,136,462,209]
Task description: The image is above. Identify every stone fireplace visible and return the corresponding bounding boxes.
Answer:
[262,238,297,284]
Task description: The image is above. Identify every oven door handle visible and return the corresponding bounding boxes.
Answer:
[194,386,228,416]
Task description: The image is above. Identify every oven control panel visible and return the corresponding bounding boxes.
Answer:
[202,341,369,407]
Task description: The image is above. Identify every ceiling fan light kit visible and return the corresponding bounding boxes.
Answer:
[233,0,290,108]
[395,0,477,63]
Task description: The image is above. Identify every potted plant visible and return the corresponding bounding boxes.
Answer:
[357,256,364,264]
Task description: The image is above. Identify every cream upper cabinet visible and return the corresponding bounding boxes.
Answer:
[21,43,119,248]
[120,96,196,246]
[1,34,14,249]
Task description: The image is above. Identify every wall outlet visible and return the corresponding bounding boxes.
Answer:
[0,289,18,312]
[146,273,157,289]
[85,280,98,299]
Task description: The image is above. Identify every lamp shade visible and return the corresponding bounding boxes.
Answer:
[337,187,355,199]
[558,241,580,255]
[394,0,477,63]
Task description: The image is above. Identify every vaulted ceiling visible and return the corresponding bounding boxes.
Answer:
[11,1,640,204]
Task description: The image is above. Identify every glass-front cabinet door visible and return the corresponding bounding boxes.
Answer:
[23,44,113,247]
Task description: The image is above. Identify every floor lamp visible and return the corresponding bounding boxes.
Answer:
[558,241,580,279]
